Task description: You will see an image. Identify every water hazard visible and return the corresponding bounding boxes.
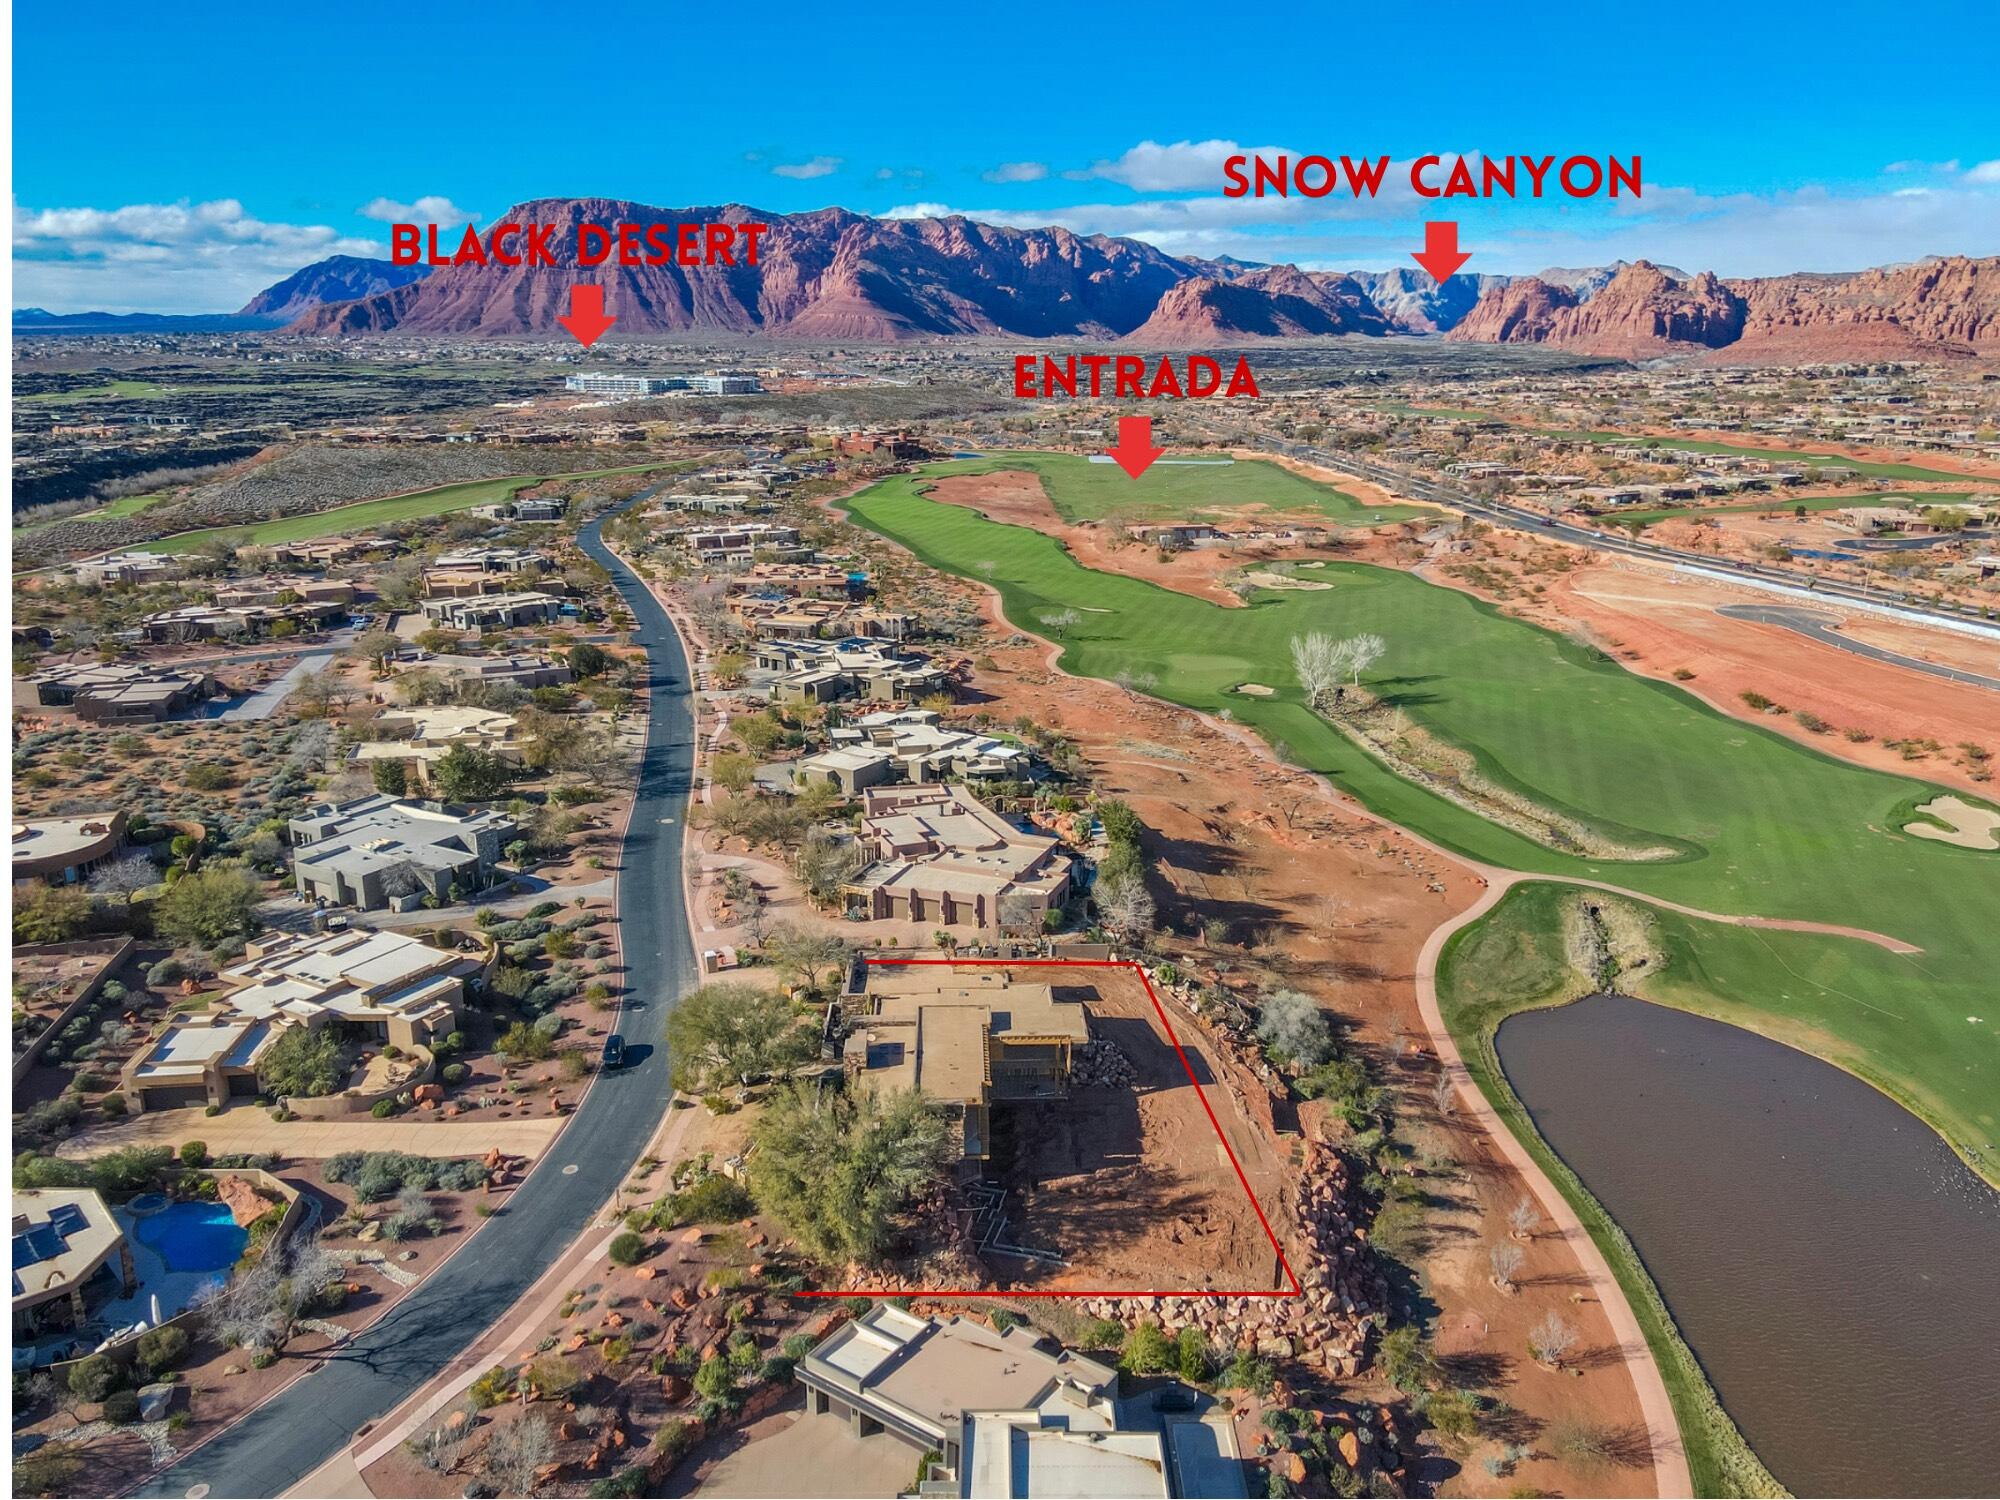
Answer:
[1495,993,2000,1497]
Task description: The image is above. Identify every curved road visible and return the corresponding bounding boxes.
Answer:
[136,504,699,1497]
[1713,603,2000,692]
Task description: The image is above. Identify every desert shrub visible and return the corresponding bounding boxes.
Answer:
[1078,1317,1124,1349]
[100,1390,142,1425]
[692,1356,736,1405]
[1256,989,1336,1066]
[1121,1321,1174,1374]
[656,1173,752,1228]
[442,1063,469,1085]
[469,1365,515,1408]
[608,1231,648,1266]
[67,1354,120,1402]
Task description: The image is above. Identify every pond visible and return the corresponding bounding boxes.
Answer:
[1496,993,2000,1497]
[132,1201,249,1275]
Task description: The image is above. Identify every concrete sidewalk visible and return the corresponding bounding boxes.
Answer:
[58,1108,566,1161]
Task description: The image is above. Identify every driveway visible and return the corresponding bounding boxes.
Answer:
[207,651,335,721]
[695,1409,920,1498]
[135,492,702,1498]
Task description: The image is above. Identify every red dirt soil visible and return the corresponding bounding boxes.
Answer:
[982,964,1292,1296]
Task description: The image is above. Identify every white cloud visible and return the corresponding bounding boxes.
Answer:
[883,203,957,220]
[1964,159,2000,184]
[773,156,841,179]
[1885,158,1959,174]
[13,197,384,313]
[983,161,1048,184]
[358,195,479,226]
[1075,138,1293,191]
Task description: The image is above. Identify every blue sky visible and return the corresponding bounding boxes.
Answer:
[13,0,2000,310]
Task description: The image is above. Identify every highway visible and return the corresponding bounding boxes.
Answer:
[135,503,700,1498]
[1253,437,2000,637]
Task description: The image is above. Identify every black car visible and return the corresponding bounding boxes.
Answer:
[602,1033,626,1069]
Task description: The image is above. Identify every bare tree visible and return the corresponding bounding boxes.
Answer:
[1094,870,1156,939]
[1038,608,1081,634]
[1508,1196,1542,1241]
[90,852,158,907]
[1489,1241,1524,1293]
[481,1411,555,1496]
[1290,631,1343,711]
[405,1414,471,1475]
[1343,631,1386,686]
[1528,1312,1578,1369]
[1430,1070,1458,1117]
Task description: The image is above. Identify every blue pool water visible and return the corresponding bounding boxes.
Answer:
[133,1202,248,1273]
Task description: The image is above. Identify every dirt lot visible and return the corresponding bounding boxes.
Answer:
[983,965,1290,1295]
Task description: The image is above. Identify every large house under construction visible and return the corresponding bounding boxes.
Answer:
[842,967,1088,1168]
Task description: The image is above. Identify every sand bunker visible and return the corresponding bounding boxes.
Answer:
[1235,683,1276,697]
[1242,569,1334,591]
[1904,796,2000,849]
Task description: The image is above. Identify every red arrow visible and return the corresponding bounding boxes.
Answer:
[557,284,617,349]
[1104,415,1164,480]
[1411,221,1471,284]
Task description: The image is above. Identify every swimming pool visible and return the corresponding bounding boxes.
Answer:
[132,1202,249,1274]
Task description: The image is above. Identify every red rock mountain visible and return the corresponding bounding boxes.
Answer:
[284,199,2000,358]
[237,255,430,321]
[291,197,1202,341]
[1448,262,1745,355]
[1125,266,1393,343]
[1452,256,2000,358]
[1727,257,2000,358]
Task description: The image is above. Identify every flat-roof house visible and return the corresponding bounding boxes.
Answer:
[12,1189,136,1335]
[388,653,573,697]
[140,599,348,643]
[845,968,1087,1163]
[12,811,129,885]
[211,576,357,610]
[756,638,949,705]
[679,521,803,566]
[26,662,218,722]
[430,546,547,574]
[71,551,180,588]
[347,705,523,790]
[843,784,1072,932]
[796,1307,1127,1481]
[117,928,474,1113]
[792,711,1032,795]
[418,591,565,631]
[289,795,515,910]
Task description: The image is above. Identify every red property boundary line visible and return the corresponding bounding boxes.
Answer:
[798,957,1302,1301]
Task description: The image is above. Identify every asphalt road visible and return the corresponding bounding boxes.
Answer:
[134,504,699,1498]
[1251,437,2000,636]
[1714,603,2000,692]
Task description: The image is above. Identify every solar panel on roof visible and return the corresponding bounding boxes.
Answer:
[48,1203,87,1236]
[14,1225,66,1267]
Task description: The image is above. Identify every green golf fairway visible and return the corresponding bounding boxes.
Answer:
[941,452,1429,526]
[843,455,1998,1174]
